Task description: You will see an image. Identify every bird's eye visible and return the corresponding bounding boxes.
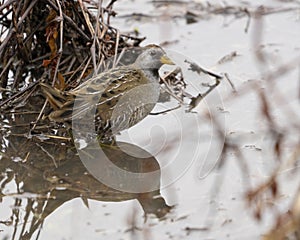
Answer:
[149,50,156,56]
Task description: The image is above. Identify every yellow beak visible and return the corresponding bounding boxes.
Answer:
[160,55,175,65]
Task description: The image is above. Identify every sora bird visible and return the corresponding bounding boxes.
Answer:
[41,45,174,140]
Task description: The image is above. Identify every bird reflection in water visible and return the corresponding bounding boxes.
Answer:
[0,96,172,239]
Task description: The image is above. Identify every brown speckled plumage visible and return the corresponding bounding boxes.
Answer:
[41,45,174,138]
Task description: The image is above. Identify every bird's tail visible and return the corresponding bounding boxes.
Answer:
[40,83,76,122]
[39,83,67,110]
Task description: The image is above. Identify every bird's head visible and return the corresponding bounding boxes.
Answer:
[134,45,174,70]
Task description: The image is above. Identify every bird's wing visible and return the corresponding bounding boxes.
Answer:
[70,67,145,96]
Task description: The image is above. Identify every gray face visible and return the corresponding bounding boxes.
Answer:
[134,47,165,70]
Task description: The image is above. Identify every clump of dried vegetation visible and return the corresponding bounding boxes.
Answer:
[0,0,145,112]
